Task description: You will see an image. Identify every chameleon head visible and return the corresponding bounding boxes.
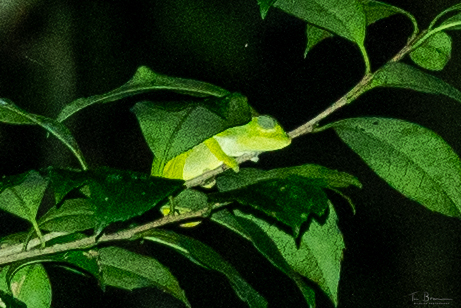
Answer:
[235,115,291,151]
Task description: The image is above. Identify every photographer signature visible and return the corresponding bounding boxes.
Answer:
[408,291,453,305]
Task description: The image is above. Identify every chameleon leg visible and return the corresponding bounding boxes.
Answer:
[203,138,239,172]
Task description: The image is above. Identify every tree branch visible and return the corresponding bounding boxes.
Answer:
[0,203,229,265]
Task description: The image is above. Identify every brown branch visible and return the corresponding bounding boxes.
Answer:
[0,232,69,258]
[0,203,229,265]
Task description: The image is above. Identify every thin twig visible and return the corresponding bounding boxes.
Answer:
[0,203,228,265]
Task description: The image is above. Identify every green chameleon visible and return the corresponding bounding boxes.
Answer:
[157,115,291,225]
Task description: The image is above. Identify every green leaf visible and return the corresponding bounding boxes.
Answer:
[256,0,278,18]
[273,0,366,47]
[213,165,359,235]
[0,99,87,169]
[332,117,461,218]
[79,185,91,197]
[0,172,30,193]
[0,100,35,125]
[217,165,361,191]
[410,31,452,71]
[44,167,89,204]
[212,210,316,307]
[56,249,101,280]
[304,25,334,57]
[211,209,253,241]
[131,93,251,164]
[0,268,10,297]
[163,189,209,215]
[0,290,27,308]
[9,264,51,308]
[235,201,344,307]
[213,169,330,237]
[0,171,48,222]
[359,0,397,25]
[38,199,96,233]
[42,236,101,281]
[56,66,230,122]
[358,0,417,29]
[145,229,268,308]
[171,189,208,211]
[99,246,190,307]
[86,167,184,231]
[42,167,184,232]
[439,13,461,30]
[369,62,461,103]
[0,270,28,307]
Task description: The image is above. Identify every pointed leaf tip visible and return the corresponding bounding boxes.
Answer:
[99,246,190,307]
[145,229,268,308]
[234,201,344,306]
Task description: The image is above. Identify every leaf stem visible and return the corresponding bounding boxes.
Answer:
[68,146,88,171]
[31,219,46,248]
[407,15,419,41]
[360,45,371,75]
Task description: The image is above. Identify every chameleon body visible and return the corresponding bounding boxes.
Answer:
[157,115,291,226]
[159,115,291,181]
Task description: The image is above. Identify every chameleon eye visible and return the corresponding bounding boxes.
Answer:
[257,116,276,130]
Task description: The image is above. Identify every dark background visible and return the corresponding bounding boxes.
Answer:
[0,0,460,307]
